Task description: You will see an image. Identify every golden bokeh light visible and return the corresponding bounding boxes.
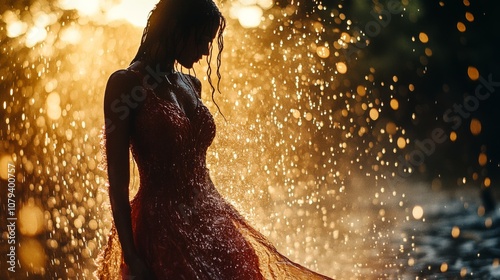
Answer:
[357,85,366,96]
[316,46,330,58]
[312,21,324,33]
[336,62,347,74]
[470,118,482,135]
[19,199,45,236]
[57,0,101,17]
[106,0,157,27]
[478,206,486,217]
[425,48,433,57]
[0,154,14,180]
[451,226,460,238]
[19,238,47,275]
[460,267,467,277]
[232,5,263,28]
[46,92,62,120]
[485,217,493,228]
[397,137,406,149]
[257,0,274,10]
[386,122,397,135]
[4,10,28,38]
[465,12,474,22]
[7,20,27,38]
[369,108,379,121]
[478,152,487,166]
[390,99,399,110]
[457,21,466,32]
[440,262,448,273]
[450,131,457,141]
[418,32,429,43]
[60,26,83,44]
[412,206,424,220]
[467,66,479,81]
[25,25,48,48]
[484,177,491,187]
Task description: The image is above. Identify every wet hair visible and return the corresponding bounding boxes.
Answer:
[131,0,226,113]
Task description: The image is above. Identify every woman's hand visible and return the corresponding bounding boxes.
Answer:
[125,255,156,280]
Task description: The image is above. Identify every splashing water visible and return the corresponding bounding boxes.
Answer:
[1,0,499,279]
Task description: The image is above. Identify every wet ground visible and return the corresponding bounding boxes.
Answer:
[277,178,500,279]
[398,185,500,279]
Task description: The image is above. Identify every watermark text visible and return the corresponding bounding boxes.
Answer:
[6,162,17,273]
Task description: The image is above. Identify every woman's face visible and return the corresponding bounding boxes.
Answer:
[176,23,218,68]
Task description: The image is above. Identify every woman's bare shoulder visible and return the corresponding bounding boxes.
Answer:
[104,69,140,100]
[108,69,137,85]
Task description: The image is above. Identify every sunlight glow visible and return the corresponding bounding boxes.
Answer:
[25,25,47,48]
[6,20,27,38]
[60,26,82,44]
[3,10,25,38]
[46,92,62,120]
[58,0,101,16]
[234,5,263,28]
[257,0,274,10]
[106,0,157,27]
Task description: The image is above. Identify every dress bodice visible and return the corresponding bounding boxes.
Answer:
[128,72,216,191]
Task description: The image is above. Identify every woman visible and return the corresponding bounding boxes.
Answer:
[96,0,333,279]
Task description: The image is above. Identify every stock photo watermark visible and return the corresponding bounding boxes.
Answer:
[383,73,499,187]
[104,64,174,134]
[5,162,17,273]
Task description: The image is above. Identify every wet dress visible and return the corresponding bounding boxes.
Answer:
[96,68,333,280]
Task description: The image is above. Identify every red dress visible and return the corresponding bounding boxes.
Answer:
[95,70,333,280]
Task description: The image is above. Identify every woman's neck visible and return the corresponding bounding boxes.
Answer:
[133,59,175,75]
[146,59,174,72]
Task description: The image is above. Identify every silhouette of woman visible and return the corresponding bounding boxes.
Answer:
[96,0,333,279]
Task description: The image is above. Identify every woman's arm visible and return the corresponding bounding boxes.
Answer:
[103,70,139,264]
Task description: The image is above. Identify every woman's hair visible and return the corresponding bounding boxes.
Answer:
[131,0,226,110]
